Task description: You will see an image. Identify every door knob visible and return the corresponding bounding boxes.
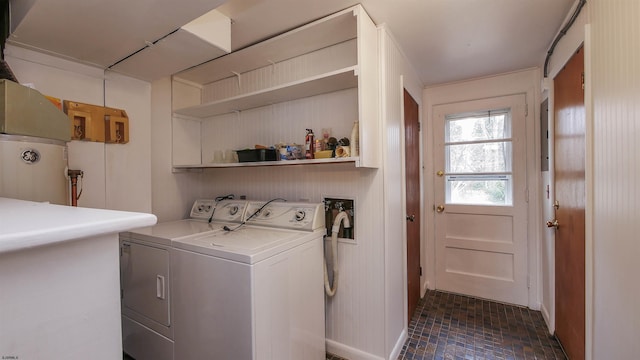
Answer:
[436,205,445,213]
[436,170,444,177]
[406,214,415,222]
[546,219,559,229]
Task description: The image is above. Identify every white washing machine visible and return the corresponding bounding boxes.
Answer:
[171,200,326,360]
[120,199,248,360]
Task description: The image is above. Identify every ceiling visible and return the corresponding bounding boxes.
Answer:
[7,0,576,86]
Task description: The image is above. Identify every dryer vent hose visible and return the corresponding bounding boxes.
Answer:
[324,211,350,297]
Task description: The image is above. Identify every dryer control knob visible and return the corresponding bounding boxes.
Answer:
[295,210,306,221]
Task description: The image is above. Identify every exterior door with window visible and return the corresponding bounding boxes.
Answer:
[433,94,528,305]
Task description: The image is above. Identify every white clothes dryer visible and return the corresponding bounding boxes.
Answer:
[120,199,248,360]
[171,200,326,360]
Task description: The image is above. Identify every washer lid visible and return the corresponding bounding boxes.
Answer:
[126,219,226,244]
[208,227,298,251]
[172,226,322,264]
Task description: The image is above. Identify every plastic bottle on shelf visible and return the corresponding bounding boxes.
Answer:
[350,121,359,157]
[305,128,315,159]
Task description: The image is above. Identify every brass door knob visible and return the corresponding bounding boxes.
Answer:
[437,170,444,177]
[546,219,559,229]
[436,205,445,213]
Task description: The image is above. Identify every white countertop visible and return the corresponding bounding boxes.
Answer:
[0,197,157,254]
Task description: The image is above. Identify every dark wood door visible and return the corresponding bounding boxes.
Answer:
[404,89,421,320]
[553,46,585,360]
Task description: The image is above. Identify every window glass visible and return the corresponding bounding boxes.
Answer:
[444,110,513,206]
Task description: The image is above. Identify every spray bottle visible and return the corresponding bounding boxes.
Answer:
[305,128,315,159]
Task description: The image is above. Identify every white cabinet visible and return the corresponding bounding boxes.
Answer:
[171,5,380,169]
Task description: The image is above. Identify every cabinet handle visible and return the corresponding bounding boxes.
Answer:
[156,275,166,300]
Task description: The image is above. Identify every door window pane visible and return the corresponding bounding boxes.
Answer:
[446,175,512,205]
[444,110,513,206]
[446,112,510,142]
[446,142,512,173]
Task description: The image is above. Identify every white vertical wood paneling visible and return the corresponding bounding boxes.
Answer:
[104,72,152,213]
[171,11,425,358]
[590,1,640,359]
[379,26,424,359]
[200,89,357,159]
[5,45,108,209]
[195,32,384,357]
[201,40,357,102]
[5,45,153,213]
[152,78,204,222]
[200,163,386,358]
[356,6,381,169]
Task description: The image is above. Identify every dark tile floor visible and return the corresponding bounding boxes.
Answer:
[397,290,566,360]
[127,290,565,360]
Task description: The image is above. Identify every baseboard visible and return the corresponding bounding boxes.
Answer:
[540,302,554,335]
[389,328,407,360]
[421,280,431,297]
[326,339,385,360]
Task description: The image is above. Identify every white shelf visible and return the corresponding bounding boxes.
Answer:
[173,7,357,85]
[174,67,358,118]
[170,4,380,169]
[173,157,359,169]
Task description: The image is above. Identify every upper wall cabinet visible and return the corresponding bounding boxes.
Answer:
[171,5,380,169]
[8,0,230,81]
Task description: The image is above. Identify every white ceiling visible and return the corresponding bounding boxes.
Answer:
[7,0,576,86]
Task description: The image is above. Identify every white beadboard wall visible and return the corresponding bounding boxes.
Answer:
[590,1,640,359]
[104,72,152,213]
[202,39,356,101]
[4,45,152,213]
[165,24,423,360]
[201,164,387,358]
[152,77,204,221]
[379,25,424,359]
[200,89,356,159]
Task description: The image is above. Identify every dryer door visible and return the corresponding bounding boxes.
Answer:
[121,241,170,326]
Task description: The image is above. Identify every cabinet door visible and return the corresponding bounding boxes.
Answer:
[120,241,170,326]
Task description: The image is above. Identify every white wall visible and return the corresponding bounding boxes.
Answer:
[104,72,152,213]
[168,51,390,360]
[379,25,424,360]
[422,69,542,309]
[5,45,152,212]
[150,78,203,222]
[159,23,422,360]
[589,1,640,358]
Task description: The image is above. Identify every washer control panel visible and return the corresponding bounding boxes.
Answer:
[211,200,248,223]
[245,201,324,231]
[190,199,247,223]
[190,199,216,220]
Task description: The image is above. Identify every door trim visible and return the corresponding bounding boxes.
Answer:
[584,26,594,360]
